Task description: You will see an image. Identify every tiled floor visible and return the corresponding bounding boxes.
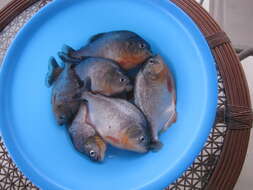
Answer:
[0,0,252,189]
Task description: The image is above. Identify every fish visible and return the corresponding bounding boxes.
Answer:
[79,78,150,153]
[60,30,152,70]
[68,103,107,162]
[46,57,83,126]
[134,55,177,150]
[59,53,133,96]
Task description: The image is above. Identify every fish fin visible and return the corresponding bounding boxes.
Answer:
[83,77,92,91]
[65,77,91,104]
[149,140,163,152]
[58,52,82,63]
[68,125,86,153]
[166,73,174,93]
[161,112,177,132]
[105,136,120,144]
[45,56,63,87]
[71,77,92,100]
[171,112,177,123]
[88,32,106,43]
[62,60,84,88]
[62,44,76,55]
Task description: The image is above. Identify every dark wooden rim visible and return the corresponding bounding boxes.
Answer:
[170,0,252,189]
[0,0,252,189]
[0,0,40,32]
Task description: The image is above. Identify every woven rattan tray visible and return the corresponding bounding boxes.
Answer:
[0,0,252,189]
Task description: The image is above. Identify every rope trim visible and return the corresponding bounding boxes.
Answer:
[206,31,231,49]
[216,105,253,130]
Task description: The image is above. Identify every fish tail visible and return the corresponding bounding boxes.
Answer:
[149,140,163,152]
[61,44,85,59]
[45,56,62,87]
[58,51,82,64]
[62,44,76,55]
[72,77,92,101]
[82,77,92,94]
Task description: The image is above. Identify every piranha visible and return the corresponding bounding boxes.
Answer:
[69,103,107,162]
[58,53,133,96]
[46,56,82,126]
[79,78,150,153]
[134,55,177,150]
[60,30,152,70]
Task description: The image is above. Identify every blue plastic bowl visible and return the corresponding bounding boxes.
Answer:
[0,0,217,189]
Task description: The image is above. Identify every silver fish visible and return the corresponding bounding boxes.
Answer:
[46,57,82,126]
[61,30,152,70]
[134,55,177,150]
[59,54,133,96]
[69,103,107,162]
[81,81,150,153]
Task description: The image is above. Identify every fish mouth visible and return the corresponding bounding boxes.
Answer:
[90,155,103,162]
[57,119,67,126]
[127,143,149,153]
[125,84,133,92]
[149,140,163,151]
[91,155,104,162]
[134,146,149,153]
[141,54,162,70]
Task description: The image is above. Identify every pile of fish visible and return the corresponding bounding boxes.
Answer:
[46,31,177,162]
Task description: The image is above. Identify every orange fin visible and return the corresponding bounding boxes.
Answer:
[171,112,177,123]
[166,74,174,93]
[106,136,120,144]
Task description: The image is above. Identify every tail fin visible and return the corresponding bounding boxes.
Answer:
[61,77,92,104]
[62,44,76,55]
[58,52,82,64]
[45,56,62,87]
[72,77,92,100]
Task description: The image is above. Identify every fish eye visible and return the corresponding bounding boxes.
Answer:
[126,41,133,46]
[89,150,96,157]
[139,136,145,143]
[120,78,125,82]
[139,43,146,49]
[149,59,154,64]
[59,115,66,120]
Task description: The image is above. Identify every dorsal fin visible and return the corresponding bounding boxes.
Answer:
[88,32,106,43]
[45,57,63,87]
